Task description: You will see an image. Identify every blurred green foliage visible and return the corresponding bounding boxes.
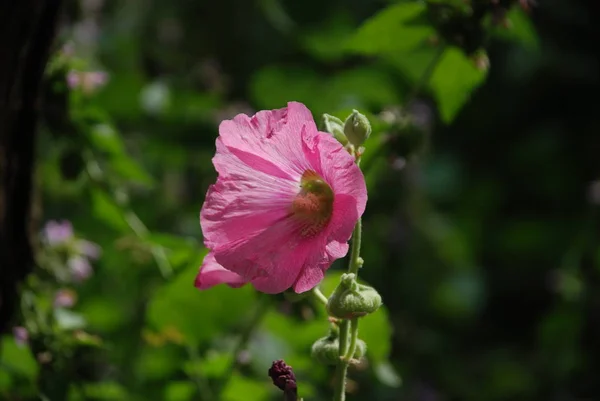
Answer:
[2,0,599,400]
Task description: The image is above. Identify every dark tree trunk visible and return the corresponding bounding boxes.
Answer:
[0,0,63,334]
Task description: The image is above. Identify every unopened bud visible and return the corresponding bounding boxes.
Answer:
[311,332,367,365]
[327,273,382,319]
[344,110,371,147]
[321,114,348,146]
[353,339,367,360]
[311,334,339,366]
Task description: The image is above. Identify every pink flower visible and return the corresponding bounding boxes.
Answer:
[196,102,367,294]
[54,289,77,308]
[67,70,109,94]
[68,256,93,282]
[44,220,74,246]
[13,326,29,347]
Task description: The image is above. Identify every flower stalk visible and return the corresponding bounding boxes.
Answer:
[333,217,363,401]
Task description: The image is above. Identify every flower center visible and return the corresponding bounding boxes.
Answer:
[290,170,334,238]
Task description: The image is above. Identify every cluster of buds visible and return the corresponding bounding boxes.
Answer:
[321,110,371,159]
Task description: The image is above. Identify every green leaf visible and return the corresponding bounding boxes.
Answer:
[0,336,38,379]
[430,47,487,123]
[146,233,199,269]
[196,351,232,378]
[164,381,196,401]
[109,156,154,187]
[81,382,128,400]
[251,67,322,111]
[346,2,435,55]
[92,72,145,120]
[135,345,182,380]
[146,254,256,345]
[492,7,539,49]
[87,124,123,154]
[88,124,155,186]
[251,66,400,116]
[257,311,328,372]
[222,373,272,401]
[90,189,130,232]
[387,46,440,82]
[300,14,355,62]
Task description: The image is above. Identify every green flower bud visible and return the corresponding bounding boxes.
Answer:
[321,114,348,146]
[343,110,371,147]
[353,339,367,360]
[327,273,382,319]
[311,330,366,365]
[311,334,340,366]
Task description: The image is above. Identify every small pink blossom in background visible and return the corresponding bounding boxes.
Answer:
[44,220,74,246]
[61,41,75,58]
[42,220,101,282]
[67,70,109,94]
[76,239,102,260]
[68,256,93,282]
[196,101,367,294]
[54,289,77,308]
[12,326,28,347]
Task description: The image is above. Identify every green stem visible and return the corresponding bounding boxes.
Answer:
[333,218,363,401]
[312,287,329,305]
[333,320,350,401]
[344,318,359,361]
[348,219,362,275]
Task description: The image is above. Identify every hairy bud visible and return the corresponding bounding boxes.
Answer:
[327,273,382,319]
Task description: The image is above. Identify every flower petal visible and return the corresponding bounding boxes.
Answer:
[216,102,318,180]
[195,253,247,290]
[201,141,297,251]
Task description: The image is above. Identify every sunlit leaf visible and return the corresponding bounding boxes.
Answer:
[90,189,130,232]
[164,381,196,401]
[147,255,256,345]
[81,381,128,400]
[429,47,487,123]
[492,7,539,49]
[0,336,38,379]
[222,373,272,401]
[346,2,435,55]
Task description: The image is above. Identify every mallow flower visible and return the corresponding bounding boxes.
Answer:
[195,102,367,294]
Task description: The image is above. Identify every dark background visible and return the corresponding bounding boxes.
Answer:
[1,0,599,400]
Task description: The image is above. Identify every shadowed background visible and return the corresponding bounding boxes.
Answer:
[1,0,599,400]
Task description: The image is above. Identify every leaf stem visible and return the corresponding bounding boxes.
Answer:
[312,287,329,305]
[333,217,363,401]
[344,318,359,361]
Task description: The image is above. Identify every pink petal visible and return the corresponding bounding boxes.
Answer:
[314,133,367,215]
[201,141,297,251]
[216,102,318,180]
[292,240,349,293]
[195,253,247,290]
